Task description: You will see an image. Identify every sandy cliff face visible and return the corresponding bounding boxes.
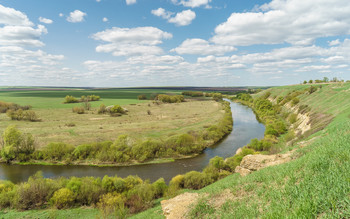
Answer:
[235,153,292,176]
[268,97,311,135]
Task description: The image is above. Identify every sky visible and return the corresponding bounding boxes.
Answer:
[0,0,350,87]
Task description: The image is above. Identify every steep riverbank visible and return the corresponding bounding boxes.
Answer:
[136,82,350,219]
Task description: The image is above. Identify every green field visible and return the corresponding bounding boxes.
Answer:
[0,88,182,109]
[0,88,223,148]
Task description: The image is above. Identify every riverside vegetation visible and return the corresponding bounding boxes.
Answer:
[0,89,235,218]
[134,81,350,218]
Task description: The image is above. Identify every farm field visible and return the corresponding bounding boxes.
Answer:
[0,88,224,148]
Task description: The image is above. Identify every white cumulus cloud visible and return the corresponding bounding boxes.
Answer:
[172,38,236,55]
[126,0,137,5]
[0,5,47,48]
[171,0,212,8]
[152,8,195,26]
[151,8,174,19]
[38,17,53,24]
[168,10,196,26]
[103,17,108,22]
[328,39,341,46]
[212,0,350,46]
[67,10,86,23]
[92,26,172,56]
[0,4,33,26]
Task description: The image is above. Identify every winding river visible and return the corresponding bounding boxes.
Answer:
[0,100,265,183]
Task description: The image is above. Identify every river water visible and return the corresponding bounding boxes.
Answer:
[0,100,265,183]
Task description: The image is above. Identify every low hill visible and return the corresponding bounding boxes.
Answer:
[135,82,350,218]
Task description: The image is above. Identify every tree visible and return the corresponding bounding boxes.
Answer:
[323,77,329,82]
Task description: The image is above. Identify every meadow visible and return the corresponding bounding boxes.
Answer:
[0,88,224,148]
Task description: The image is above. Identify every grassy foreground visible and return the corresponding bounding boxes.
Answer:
[133,82,350,218]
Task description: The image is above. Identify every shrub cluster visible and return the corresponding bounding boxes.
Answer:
[278,90,304,106]
[137,94,147,100]
[209,93,223,101]
[156,94,185,103]
[64,95,79,103]
[234,92,289,152]
[0,172,168,215]
[181,91,204,97]
[0,101,32,114]
[72,106,85,114]
[81,95,100,102]
[6,109,39,122]
[64,95,100,104]
[0,101,38,122]
[0,126,35,163]
[98,104,126,117]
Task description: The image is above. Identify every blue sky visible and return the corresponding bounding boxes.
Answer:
[0,0,349,87]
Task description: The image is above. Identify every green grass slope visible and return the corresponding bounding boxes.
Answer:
[135,82,350,218]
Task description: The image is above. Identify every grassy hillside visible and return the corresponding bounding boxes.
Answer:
[134,82,350,218]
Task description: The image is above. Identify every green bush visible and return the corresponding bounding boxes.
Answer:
[50,188,75,209]
[1,126,35,162]
[124,175,143,191]
[113,177,127,193]
[126,183,155,213]
[98,104,107,114]
[309,86,317,94]
[183,171,212,190]
[152,178,168,198]
[212,93,223,101]
[291,97,300,106]
[68,177,103,206]
[72,106,85,114]
[72,144,93,160]
[209,156,225,169]
[98,193,127,218]
[157,94,184,103]
[64,95,79,103]
[6,110,39,121]
[131,139,161,161]
[169,174,184,189]
[182,91,204,97]
[102,175,115,193]
[137,94,147,100]
[110,105,125,114]
[3,125,22,147]
[0,182,16,208]
[42,142,74,160]
[15,172,59,210]
[82,95,100,102]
